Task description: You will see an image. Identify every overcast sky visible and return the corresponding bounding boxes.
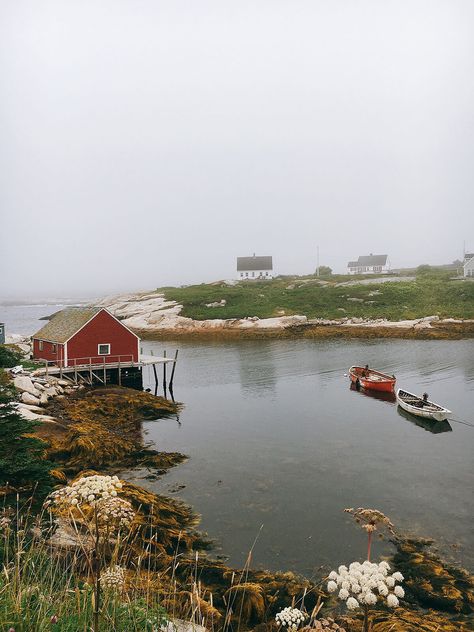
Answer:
[1,1,473,297]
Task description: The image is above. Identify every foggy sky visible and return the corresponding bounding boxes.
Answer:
[1,1,474,297]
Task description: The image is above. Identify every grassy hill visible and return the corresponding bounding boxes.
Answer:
[160,271,474,322]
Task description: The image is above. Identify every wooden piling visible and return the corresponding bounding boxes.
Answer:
[169,349,178,389]
[163,350,167,396]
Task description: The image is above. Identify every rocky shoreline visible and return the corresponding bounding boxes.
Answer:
[95,292,474,340]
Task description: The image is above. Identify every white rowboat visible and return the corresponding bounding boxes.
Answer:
[396,389,452,422]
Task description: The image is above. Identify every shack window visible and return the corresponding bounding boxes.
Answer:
[98,343,111,355]
[39,340,43,351]
[51,344,57,353]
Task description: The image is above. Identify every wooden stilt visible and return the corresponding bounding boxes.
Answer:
[163,350,167,393]
[153,363,158,389]
[118,360,121,386]
[169,349,178,389]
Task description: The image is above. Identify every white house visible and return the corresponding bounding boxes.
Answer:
[347,254,390,275]
[237,255,273,280]
[464,253,474,278]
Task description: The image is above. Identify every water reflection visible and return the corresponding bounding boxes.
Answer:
[397,406,453,434]
[238,342,277,397]
[349,382,396,404]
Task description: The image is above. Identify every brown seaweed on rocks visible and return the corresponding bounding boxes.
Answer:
[37,386,183,475]
[391,536,474,615]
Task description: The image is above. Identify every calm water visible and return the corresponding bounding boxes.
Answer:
[135,338,474,577]
[2,305,473,576]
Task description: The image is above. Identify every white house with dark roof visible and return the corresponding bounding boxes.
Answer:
[237,254,273,280]
[464,252,474,278]
[347,254,389,275]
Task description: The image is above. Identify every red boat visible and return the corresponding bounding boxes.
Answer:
[349,366,396,393]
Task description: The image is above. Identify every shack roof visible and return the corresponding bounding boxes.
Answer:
[237,255,273,271]
[32,307,102,343]
[347,254,388,267]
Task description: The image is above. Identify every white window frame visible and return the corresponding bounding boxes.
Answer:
[98,343,111,355]
[39,340,43,351]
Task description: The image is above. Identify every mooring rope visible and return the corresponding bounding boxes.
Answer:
[450,417,474,428]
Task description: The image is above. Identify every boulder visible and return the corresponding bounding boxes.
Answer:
[57,379,72,387]
[45,387,58,397]
[33,382,45,391]
[21,392,41,406]
[13,375,38,396]
[17,403,43,413]
[40,392,49,406]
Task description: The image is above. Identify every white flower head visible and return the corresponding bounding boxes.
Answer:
[387,594,399,608]
[327,560,404,612]
[346,597,359,611]
[275,608,306,630]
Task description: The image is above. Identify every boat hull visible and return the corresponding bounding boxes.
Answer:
[349,366,396,393]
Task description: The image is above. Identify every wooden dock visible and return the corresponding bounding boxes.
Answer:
[33,351,178,391]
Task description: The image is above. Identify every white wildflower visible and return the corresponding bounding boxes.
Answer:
[97,497,135,528]
[45,475,125,509]
[327,560,404,612]
[275,607,306,630]
[100,565,125,591]
[346,597,359,610]
[363,591,377,605]
[387,594,399,608]
[392,571,404,582]
[377,583,388,596]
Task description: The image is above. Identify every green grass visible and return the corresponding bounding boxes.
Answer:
[159,271,474,322]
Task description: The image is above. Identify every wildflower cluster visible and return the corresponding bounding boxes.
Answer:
[97,497,135,528]
[46,475,123,508]
[100,565,125,591]
[344,508,395,537]
[275,607,307,630]
[327,561,404,610]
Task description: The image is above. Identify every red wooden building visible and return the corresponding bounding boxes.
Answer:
[32,307,140,368]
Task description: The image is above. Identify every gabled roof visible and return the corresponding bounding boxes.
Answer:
[32,307,102,343]
[237,255,273,271]
[347,254,388,267]
[464,253,474,262]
